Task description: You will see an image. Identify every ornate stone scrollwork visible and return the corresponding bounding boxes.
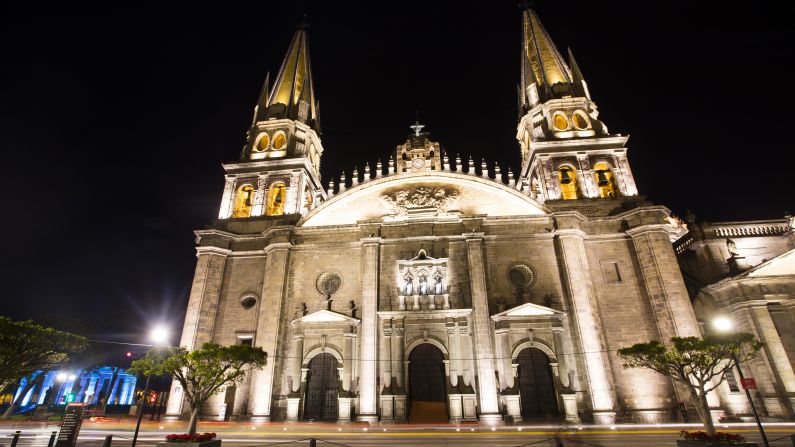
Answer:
[381,186,460,217]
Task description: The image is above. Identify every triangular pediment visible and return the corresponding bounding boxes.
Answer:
[291,309,360,326]
[748,249,795,278]
[491,302,563,321]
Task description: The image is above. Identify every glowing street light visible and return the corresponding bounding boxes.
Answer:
[132,326,171,447]
[712,316,769,447]
[712,316,733,333]
[150,326,169,346]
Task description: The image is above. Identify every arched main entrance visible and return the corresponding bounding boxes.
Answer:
[408,343,447,423]
[303,353,339,421]
[517,348,559,420]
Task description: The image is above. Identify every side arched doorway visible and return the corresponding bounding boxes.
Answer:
[517,348,559,420]
[408,343,448,423]
[303,353,339,421]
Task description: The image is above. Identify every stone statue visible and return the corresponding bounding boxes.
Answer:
[726,238,739,256]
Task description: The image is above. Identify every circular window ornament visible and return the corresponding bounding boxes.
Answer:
[412,158,425,169]
[273,132,287,150]
[254,133,270,152]
[572,112,589,130]
[240,295,258,310]
[553,113,569,131]
[507,264,536,289]
[316,270,342,296]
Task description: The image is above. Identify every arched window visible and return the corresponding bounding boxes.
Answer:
[593,162,619,198]
[265,182,287,216]
[557,166,579,200]
[232,184,255,218]
[552,112,569,131]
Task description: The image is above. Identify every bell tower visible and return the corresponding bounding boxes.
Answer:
[516,8,638,208]
[218,23,326,220]
[395,120,442,173]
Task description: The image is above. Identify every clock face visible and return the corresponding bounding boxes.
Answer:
[412,158,425,169]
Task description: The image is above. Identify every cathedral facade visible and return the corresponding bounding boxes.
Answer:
[165,10,795,425]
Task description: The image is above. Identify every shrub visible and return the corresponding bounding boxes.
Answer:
[680,430,746,444]
[165,433,217,443]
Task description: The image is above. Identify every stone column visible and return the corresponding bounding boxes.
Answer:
[464,233,501,424]
[446,320,459,387]
[382,321,393,390]
[614,152,638,196]
[392,322,405,390]
[291,335,304,393]
[554,226,615,423]
[165,247,229,418]
[343,332,356,393]
[357,237,381,422]
[252,175,268,217]
[495,327,511,390]
[750,303,795,415]
[249,241,292,421]
[218,176,235,219]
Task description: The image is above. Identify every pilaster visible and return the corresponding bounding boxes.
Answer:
[464,233,502,424]
[249,241,292,421]
[554,227,615,422]
[357,237,381,422]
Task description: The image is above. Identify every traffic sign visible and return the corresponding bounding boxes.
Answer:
[741,378,757,389]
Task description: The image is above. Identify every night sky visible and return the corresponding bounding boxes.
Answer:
[1,2,793,345]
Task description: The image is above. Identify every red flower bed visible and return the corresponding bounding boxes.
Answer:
[680,430,746,444]
[165,433,217,443]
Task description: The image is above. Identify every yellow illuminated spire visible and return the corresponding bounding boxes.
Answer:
[521,9,573,97]
[262,24,318,126]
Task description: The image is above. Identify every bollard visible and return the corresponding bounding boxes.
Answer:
[10,431,21,447]
[308,438,317,447]
[47,431,57,447]
[102,435,113,447]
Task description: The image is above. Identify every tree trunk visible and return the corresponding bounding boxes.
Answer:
[2,375,41,420]
[691,389,717,437]
[187,406,201,436]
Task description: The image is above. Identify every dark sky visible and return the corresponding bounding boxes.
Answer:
[1,2,793,344]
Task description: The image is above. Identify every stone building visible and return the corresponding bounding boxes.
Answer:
[165,10,795,424]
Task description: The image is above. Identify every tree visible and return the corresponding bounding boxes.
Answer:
[618,333,762,437]
[0,316,88,419]
[129,342,267,436]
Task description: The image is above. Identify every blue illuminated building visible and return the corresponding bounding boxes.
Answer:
[13,367,138,407]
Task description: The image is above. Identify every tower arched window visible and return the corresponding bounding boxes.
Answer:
[593,162,619,198]
[265,182,287,216]
[232,184,255,218]
[557,166,579,200]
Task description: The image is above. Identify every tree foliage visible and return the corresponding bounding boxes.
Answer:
[0,316,88,392]
[618,333,762,436]
[129,342,267,435]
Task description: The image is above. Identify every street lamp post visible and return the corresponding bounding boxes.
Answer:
[131,327,169,447]
[712,317,770,447]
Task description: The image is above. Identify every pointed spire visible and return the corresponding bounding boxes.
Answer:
[507,167,516,187]
[467,156,476,175]
[480,159,489,178]
[521,9,573,101]
[252,72,270,123]
[455,154,462,172]
[389,156,396,174]
[567,47,591,99]
[364,162,371,180]
[352,167,360,185]
[494,162,502,183]
[264,24,318,128]
[443,152,450,171]
[327,179,335,197]
[376,159,383,178]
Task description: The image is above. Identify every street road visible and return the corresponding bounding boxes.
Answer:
[2,421,795,447]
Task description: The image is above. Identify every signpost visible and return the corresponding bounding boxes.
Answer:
[56,403,85,447]
[741,377,758,390]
